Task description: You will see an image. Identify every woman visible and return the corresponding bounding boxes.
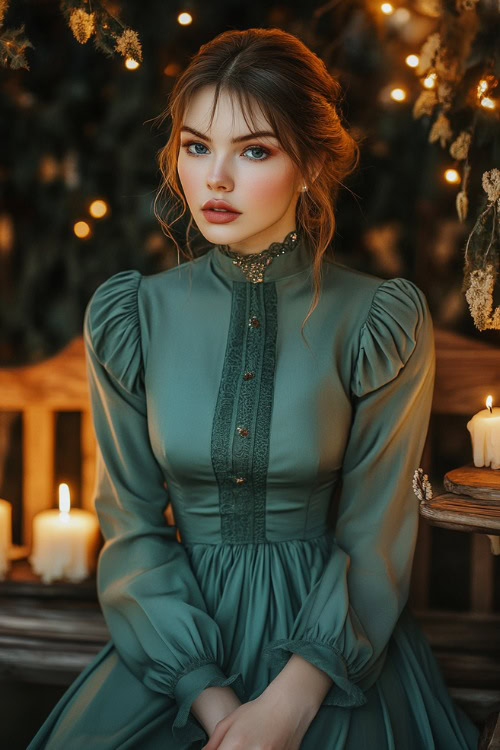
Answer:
[28,27,480,750]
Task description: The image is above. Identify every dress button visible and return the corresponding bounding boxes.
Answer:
[243,371,255,380]
[237,426,249,437]
[249,316,260,328]
[234,476,247,484]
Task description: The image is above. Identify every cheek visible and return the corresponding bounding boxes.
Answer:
[241,161,296,207]
[177,155,198,197]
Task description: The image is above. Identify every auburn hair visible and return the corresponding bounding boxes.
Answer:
[152,27,361,343]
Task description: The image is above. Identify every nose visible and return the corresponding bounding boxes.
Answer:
[207,170,234,192]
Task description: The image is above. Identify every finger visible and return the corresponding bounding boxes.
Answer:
[202,720,226,750]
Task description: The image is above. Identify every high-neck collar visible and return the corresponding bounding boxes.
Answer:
[211,228,313,283]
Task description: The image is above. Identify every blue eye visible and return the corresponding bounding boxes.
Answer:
[185,142,209,156]
[245,146,269,160]
[182,141,270,161]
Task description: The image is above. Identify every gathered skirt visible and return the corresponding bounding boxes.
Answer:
[27,534,481,749]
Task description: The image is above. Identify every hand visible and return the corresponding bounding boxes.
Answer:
[200,690,314,750]
[191,686,243,738]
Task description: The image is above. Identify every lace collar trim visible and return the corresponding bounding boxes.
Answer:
[215,230,300,284]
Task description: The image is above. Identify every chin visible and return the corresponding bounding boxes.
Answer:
[198,223,252,244]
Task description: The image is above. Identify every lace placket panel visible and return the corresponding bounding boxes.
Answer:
[211,280,278,544]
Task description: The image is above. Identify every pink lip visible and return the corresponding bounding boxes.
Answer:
[202,209,241,224]
[201,199,241,212]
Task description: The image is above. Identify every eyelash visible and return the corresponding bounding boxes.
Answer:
[181,140,271,162]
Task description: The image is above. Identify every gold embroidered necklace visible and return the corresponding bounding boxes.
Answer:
[216,229,299,283]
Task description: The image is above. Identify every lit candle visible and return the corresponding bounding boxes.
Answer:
[0,498,12,580]
[29,483,100,583]
[467,395,500,470]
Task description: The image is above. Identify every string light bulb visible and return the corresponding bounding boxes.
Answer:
[89,200,108,219]
[390,87,407,102]
[380,3,394,14]
[406,55,419,68]
[74,221,91,239]
[480,97,496,109]
[125,57,140,70]
[476,74,497,109]
[423,73,437,89]
[444,169,460,184]
[177,12,193,25]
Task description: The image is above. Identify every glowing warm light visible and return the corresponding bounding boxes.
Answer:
[381,3,394,13]
[164,62,182,77]
[58,483,71,514]
[74,221,91,238]
[392,7,410,23]
[390,87,407,101]
[478,79,489,94]
[29,483,100,583]
[406,54,419,68]
[444,169,460,184]
[89,199,108,218]
[125,57,140,70]
[177,12,193,25]
[480,97,495,109]
[466,394,500,470]
[423,73,437,89]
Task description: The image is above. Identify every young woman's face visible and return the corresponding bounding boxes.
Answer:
[177,85,303,254]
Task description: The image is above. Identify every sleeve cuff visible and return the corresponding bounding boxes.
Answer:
[172,661,247,744]
[262,638,367,708]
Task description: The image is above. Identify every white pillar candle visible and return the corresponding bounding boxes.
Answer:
[29,483,100,584]
[0,498,12,580]
[467,395,500,470]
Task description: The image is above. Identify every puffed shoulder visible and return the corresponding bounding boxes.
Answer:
[83,269,143,394]
[351,277,431,399]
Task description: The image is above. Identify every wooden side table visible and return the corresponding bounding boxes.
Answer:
[419,464,500,750]
[419,464,500,555]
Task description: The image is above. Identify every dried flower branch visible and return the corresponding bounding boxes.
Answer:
[462,167,500,329]
[68,9,95,44]
[413,468,433,503]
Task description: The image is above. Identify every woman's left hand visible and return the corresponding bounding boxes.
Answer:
[200,691,313,750]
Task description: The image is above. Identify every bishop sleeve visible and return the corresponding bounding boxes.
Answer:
[262,277,436,708]
[84,270,246,742]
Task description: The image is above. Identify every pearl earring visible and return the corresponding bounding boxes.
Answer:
[301,185,307,191]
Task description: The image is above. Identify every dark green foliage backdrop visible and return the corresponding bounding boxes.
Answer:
[1,0,498,366]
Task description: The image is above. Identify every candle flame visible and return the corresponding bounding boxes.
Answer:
[486,395,493,413]
[58,483,71,513]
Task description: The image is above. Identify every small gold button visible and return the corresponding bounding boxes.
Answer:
[249,316,260,328]
[243,371,255,380]
[237,426,249,437]
[234,476,247,484]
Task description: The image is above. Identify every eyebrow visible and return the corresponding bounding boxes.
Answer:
[180,125,277,143]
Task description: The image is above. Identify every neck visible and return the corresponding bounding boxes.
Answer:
[211,228,314,284]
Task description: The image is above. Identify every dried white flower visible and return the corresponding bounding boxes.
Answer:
[465,265,500,331]
[450,131,472,160]
[413,467,433,502]
[482,168,500,205]
[417,32,441,75]
[413,90,438,119]
[429,111,453,148]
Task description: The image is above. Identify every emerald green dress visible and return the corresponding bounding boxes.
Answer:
[27,230,480,749]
